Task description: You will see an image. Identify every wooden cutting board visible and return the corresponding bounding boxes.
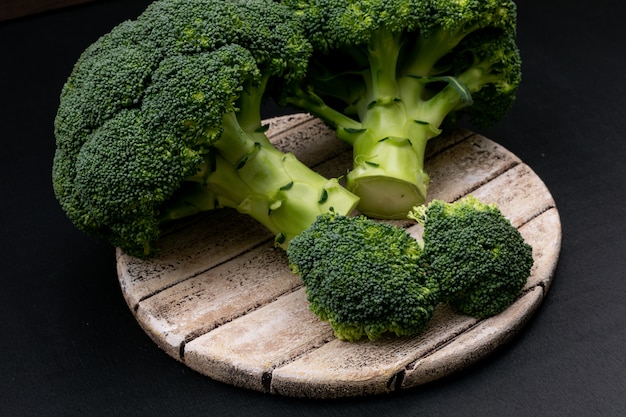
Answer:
[116,113,561,398]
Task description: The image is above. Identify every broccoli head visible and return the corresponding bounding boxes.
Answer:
[287,211,440,341]
[281,0,522,219]
[52,0,359,257]
[409,195,534,318]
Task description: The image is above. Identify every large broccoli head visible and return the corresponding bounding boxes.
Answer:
[52,0,317,256]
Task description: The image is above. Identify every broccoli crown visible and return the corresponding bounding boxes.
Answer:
[52,0,324,256]
[410,195,533,318]
[287,212,439,341]
[287,0,516,48]
[281,0,522,218]
[282,0,520,122]
[283,0,417,52]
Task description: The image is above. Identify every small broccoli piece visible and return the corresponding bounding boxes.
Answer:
[409,195,533,318]
[52,0,359,257]
[280,0,522,219]
[287,211,439,342]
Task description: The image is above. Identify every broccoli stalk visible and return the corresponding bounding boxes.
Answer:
[281,0,522,219]
[160,72,358,249]
[52,0,359,257]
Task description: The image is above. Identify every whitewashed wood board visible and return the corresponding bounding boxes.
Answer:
[116,113,562,398]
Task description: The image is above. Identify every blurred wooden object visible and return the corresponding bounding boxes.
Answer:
[0,0,96,21]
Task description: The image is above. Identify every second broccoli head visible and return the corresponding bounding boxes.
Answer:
[409,195,534,318]
[281,0,522,219]
[52,0,359,257]
[288,196,533,341]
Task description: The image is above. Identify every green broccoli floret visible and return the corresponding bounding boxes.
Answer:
[409,195,534,318]
[288,194,533,341]
[280,0,522,219]
[52,0,359,257]
[287,211,440,342]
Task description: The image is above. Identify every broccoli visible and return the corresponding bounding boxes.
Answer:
[52,0,360,257]
[53,0,531,345]
[280,0,522,219]
[408,195,534,318]
[287,195,533,341]
[287,211,440,342]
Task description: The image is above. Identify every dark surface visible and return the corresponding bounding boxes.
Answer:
[1,1,625,416]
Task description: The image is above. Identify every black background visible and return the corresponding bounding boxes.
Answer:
[1,1,625,416]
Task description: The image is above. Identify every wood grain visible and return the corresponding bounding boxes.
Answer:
[117,114,561,398]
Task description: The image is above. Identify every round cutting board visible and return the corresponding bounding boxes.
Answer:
[116,113,561,398]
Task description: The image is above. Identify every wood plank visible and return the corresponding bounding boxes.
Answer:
[424,132,522,204]
[184,288,334,393]
[469,163,555,227]
[134,244,300,359]
[518,208,562,292]
[402,285,545,387]
[116,210,273,310]
[270,304,476,398]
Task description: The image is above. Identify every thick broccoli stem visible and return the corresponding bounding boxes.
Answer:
[164,110,360,248]
[163,72,359,246]
[344,120,435,219]
[286,101,433,220]
[363,27,402,107]
[403,28,472,78]
[345,77,471,218]
[345,26,499,218]
[338,29,417,218]
[286,27,469,218]
[337,28,442,218]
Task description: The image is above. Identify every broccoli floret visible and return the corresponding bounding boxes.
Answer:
[280,0,522,219]
[288,194,533,341]
[287,211,440,342]
[409,195,534,318]
[52,0,359,257]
